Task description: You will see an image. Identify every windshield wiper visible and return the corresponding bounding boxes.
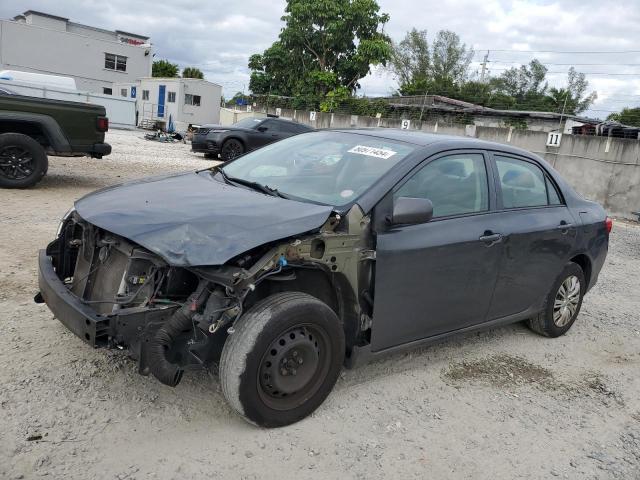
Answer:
[216,168,288,199]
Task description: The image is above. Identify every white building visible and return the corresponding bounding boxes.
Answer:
[116,77,222,130]
[0,10,152,94]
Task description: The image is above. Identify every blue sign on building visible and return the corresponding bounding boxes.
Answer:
[131,86,137,98]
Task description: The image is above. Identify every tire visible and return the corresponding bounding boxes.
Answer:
[0,133,48,188]
[220,292,345,428]
[527,262,586,338]
[220,138,244,161]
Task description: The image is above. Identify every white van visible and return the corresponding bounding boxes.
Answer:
[0,70,77,91]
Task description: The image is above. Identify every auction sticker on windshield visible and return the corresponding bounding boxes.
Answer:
[348,145,397,159]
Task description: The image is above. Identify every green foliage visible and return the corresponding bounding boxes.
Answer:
[388,29,596,115]
[249,0,392,97]
[389,29,473,96]
[607,107,640,126]
[152,59,179,78]
[182,67,204,79]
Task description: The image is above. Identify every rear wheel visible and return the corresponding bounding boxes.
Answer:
[527,262,586,337]
[0,133,48,188]
[219,292,345,427]
[220,139,244,161]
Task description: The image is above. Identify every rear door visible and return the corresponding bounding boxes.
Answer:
[371,151,504,351]
[486,153,577,320]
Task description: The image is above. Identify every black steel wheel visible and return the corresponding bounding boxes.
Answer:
[219,292,345,427]
[258,323,331,411]
[220,138,244,161]
[0,133,48,188]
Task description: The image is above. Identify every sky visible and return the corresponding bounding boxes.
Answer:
[2,0,640,119]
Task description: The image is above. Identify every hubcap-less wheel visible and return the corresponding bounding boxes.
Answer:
[258,324,331,411]
[221,140,243,160]
[0,146,34,180]
[553,275,581,327]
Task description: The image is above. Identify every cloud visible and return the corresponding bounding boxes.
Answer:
[2,0,639,118]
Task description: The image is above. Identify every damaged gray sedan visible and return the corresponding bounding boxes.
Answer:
[36,129,610,427]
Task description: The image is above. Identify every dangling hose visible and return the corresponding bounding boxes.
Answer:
[148,281,210,387]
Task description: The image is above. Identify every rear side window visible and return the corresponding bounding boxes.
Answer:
[395,153,489,218]
[496,156,558,208]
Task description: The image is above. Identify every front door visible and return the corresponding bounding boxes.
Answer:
[157,85,166,118]
[370,152,503,352]
[486,154,578,319]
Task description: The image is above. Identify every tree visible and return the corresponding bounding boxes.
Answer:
[607,107,640,126]
[182,67,204,79]
[431,30,473,85]
[388,29,472,96]
[388,28,430,87]
[494,59,548,101]
[249,0,392,98]
[152,60,179,78]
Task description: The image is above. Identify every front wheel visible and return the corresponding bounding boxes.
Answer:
[527,262,586,337]
[219,292,345,427]
[0,133,48,188]
[220,138,244,161]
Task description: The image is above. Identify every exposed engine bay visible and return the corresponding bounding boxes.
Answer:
[40,206,374,387]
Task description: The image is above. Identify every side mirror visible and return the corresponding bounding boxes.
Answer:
[390,197,433,225]
[257,126,268,132]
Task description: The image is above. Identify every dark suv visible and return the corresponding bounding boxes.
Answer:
[191,116,313,161]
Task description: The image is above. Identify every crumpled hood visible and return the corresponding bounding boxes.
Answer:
[74,171,333,266]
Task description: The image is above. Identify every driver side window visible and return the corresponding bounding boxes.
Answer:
[395,153,489,218]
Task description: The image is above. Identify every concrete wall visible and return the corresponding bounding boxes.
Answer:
[0,19,152,93]
[263,106,640,219]
[0,78,136,129]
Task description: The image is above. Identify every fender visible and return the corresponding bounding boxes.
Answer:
[0,110,71,153]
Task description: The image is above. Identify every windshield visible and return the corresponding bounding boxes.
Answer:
[232,117,264,129]
[222,131,415,206]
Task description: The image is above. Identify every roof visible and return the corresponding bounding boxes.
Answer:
[332,128,458,146]
[12,10,150,41]
[17,10,69,21]
[331,128,541,157]
[140,77,222,88]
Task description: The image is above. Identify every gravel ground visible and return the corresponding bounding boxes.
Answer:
[1,129,639,479]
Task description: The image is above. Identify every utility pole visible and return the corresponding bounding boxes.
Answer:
[480,50,490,83]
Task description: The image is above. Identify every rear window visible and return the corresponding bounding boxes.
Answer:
[495,156,561,208]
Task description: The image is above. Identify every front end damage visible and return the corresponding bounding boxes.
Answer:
[36,208,374,387]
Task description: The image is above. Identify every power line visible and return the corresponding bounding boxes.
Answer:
[475,48,640,54]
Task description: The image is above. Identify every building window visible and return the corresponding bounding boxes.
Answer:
[167,91,176,103]
[103,87,113,95]
[142,90,149,101]
[105,53,127,72]
[120,88,127,97]
[185,94,201,107]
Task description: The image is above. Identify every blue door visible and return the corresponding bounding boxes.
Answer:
[157,85,166,118]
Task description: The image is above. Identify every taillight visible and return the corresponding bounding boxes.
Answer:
[605,217,613,234]
[97,116,109,132]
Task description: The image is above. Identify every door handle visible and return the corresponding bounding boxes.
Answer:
[556,221,574,233]
[479,232,502,246]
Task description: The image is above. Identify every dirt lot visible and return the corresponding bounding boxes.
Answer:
[1,130,639,479]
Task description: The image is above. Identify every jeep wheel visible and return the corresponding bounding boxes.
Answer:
[220,139,244,161]
[0,133,48,188]
[220,292,345,427]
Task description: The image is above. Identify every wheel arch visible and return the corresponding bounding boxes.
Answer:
[0,112,70,153]
[246,267,360,351]
[569,253,593,290]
